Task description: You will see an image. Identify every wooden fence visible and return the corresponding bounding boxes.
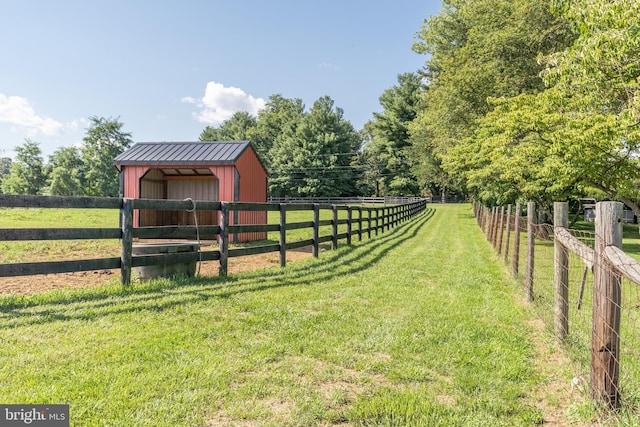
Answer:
[475,201,640,410]
[0,195,427,285]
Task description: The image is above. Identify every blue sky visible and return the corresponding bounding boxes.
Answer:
[0,1,441,159]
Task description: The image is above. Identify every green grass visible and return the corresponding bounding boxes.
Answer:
[496,214,640,425]
[0,204,554,426]
[0,208,121,263]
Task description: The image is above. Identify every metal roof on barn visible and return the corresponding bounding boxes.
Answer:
[113,141,252,167]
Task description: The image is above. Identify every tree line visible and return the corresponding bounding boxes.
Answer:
[407,0,640,214]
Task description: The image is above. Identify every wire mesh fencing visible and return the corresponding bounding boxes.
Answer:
[475,201,640,412]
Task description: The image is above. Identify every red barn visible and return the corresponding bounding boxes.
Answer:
[113,140,267,242]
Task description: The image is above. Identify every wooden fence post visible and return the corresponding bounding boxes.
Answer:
[367,209,372,239]
[219,202,229,276]
[488,207,495,243]
[512,203,522,277]
[347,207,353,245]
[591,201,623,407]
[312,203,320,258]
[332,205,338,250]
[525,202,536,302]
[554,202,569,338]
[280,203,287,267]
[120,198,133,285]
[504,204,512,262]
[357,207,363,241]
[497,206,505,255]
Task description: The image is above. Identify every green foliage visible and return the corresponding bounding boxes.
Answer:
[246,94,305,170]
[410,0,575,204]
[0,157,12,194]
[199,111,257,142]
[1,140,46,195]
[45,146,85,196]
[447,0,640,211]
[268,96,362,197]
[82,116,133,197]
[364,73,423,196]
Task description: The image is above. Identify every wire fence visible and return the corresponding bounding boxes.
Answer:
[475,201,640,415]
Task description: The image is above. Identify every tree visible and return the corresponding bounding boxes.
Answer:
[246,94,305,170]
[365,72,423,196]
[82,116,133,197]
[410,0,575,203]
[0,157,11,194]
[268,96,362,197]
[1,140,46,195]
[45,146,84,196]
[199,111,257,142]
[449,0,640,212]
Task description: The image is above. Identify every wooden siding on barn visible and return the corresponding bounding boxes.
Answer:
[235,145,268,241]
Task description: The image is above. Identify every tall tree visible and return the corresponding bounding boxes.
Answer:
[82,116,133,197]
[0,157,11,194]
[365,72,423,196]
[1,140,46,195]
[450,0,640,211]
[269,96,362,197]
[246,94,305,169]
[45,146,84,196]
[199,111,257,142]
[410,0,574,203]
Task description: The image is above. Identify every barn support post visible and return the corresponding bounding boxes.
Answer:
[312,203,320,258]
[347,207,353,245]
[280,203,287,267]
[219,202,229,276]
[526,202,536,303]
[591,201,623,407]
[512,203,522,278]
[554,202,569,338]
[120,198,133,285]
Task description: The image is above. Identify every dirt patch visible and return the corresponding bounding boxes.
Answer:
[0,246,315,296]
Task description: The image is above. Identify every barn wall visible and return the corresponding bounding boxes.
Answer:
[123,165,150,227]
[235,146,268,242]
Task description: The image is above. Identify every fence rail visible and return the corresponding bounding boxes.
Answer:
[0,194,428,285]
[475,200,640,412]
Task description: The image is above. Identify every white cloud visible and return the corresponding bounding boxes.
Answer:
[0,93,64,136]
[183,81,265,124]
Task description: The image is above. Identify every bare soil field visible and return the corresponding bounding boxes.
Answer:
[0,247,315,296]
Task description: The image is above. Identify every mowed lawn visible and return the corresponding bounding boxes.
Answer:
[0,204,563,426]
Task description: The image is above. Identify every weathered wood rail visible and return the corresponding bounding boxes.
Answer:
[0,194,428,284]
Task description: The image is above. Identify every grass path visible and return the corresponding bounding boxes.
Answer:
[0,204,577,426]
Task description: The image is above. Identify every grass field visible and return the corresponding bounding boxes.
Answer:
[0,204,578,426]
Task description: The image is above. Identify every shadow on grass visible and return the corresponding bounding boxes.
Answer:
[0,208,436,328]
